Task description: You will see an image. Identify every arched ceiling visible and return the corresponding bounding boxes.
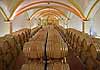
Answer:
[0,0,100,21]
[29,8,68,20]
[14,1,85,20]
[40,13,60,20]
[36,10,63,18]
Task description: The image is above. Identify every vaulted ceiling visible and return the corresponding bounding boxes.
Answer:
[0,0,100,21]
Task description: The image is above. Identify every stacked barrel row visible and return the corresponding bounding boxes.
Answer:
[21,62,70,70]
[46,25,69,70]
[46,25,67,59]
[92,38,100,60]
[30,26,42,37]
[21,62,44,70]
[23,27,48,60]
[54,25,66,42]
[22,25,70,70]
[12,28,31,49]
[56,25,100,70]
[0,26,41,70]
[22,26,48,70]
[47,62,70,70]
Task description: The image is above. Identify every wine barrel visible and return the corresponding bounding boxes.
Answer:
[76,36,81,47]
[70,32,73,40]
[31,26,40,36]
[37,30,47,41]
[65,30,68,40]
[97,52,100,61]
[0,39,13,68]
[70,35,74,47]
[86,56,96,70]
[46,41,68,59]
[24,31,28,42]
[89,44,97,60]
[27,29,31,38]
[13,34,22,52]
[73,34,77,43]
[21,63,44,70]
[80,52,87,64]
[31,28,35,36]
[67,31,71,43]
[69,31,72,37]
[21,32,26,44]
[17,34,23,49]
[81,39,88,51]
[80,39,88,64]
[47,28,68,58]
[85,44,98,70]
[0,47,6,70]
[23,41,45,59]
[72,42,77,50]
[4,35,18,58]
[26,29,31,40]
[76,36,82,56]
[48,62,70,70]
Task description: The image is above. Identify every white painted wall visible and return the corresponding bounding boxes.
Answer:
[0,10,100,37]
[67,14,82,31]
[63,14,92,35]
[0,13,39,37]
[94,8,100,36]
[0,13,9,37]
[12,13,39,32]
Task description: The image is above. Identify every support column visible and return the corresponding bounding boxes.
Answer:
[82,19,94,35]
[82,21,85,33]
[89,18,96,36]
[5,21,13,34]
[9,22,13,34]
[82,20,88,33]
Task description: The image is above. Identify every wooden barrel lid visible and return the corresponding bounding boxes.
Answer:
[6,35,18,56]
[5,35,17,47]
[0,39,11,54]
[21,32,25,43]
[90,44,97,59]
[81,39,88,51]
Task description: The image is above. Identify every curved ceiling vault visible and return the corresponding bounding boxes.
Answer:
[0,0,100,21]
[16,6,70,18]
[29,8,68,20]
[31,10,63,21]
[14,1,86,20]
[39,13,60,20]
[15,5,83,20]
[40,11,64,19]
[29,7,68,20]
[36,11,63,18]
